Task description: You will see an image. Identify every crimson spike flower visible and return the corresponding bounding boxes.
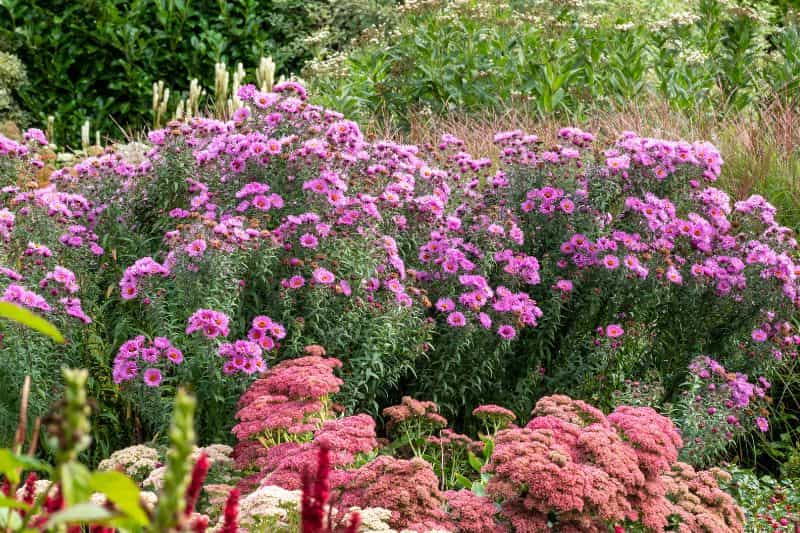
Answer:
[301,444,331,533]
[344,511,361,533]
[184,452,210,517]
[21,472,38,509]
[221,488,240,533]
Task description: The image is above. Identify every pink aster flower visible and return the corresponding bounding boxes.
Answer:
[299,233,319,249]
[555,279,573,292]
[186,239,207,258]
[497,324,516,339]
[602,255,620,270]
[143,368,163,387]
[447,312,467,327]
[312,268,335,285]
[606,324,624,338]
[435,298,456,312]
[751,329,767,342]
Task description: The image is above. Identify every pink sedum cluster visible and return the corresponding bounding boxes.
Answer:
[484,395,743,532]
[232,349,384,493]
[333,456,452,531]
[232,351,344,447]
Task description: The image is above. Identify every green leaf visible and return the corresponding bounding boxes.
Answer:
[89,471,149,526]
[60,462,92,506]
[0,302,65,343]
[0,449,52,484]
[0,496,30,511]
[45,503,114,527]
[454,473,473,490]
[467,450,483,473]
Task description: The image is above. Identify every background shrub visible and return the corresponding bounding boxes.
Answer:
[0,0,397,146]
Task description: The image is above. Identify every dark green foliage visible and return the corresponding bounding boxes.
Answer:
[0,0,396,146]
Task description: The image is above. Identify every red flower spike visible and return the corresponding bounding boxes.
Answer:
[301,444,331,533]
[22,472,38,506]
[184,452,211,517]
[344,511,361,533]
[221,488,240,533]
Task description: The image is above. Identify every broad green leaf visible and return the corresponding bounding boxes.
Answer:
[467,450,483,473]
[454,473,473,490]
[45,503,114,527]
[60,462,92,506]
[89,471,149,526]
[0,302,64,343]
[0,449,52,484]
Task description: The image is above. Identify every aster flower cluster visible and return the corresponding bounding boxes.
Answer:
[679,356,772,464]
[484,394,742,532]
[112,335,183,386]
[185,308,231,339]
[216,315,284,375]
[71,81,796,441]
[119,256,171,300]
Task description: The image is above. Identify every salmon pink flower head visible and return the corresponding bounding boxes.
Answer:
[186,308,230,338]
[606,324,624,338]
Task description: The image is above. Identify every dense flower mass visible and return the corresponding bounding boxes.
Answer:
[0,80,796,530]
[112,335,183,385]
[485,395,743,532]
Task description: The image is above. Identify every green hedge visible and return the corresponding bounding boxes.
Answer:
[0,0,395,146]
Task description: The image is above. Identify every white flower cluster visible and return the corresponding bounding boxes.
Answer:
[97,444,161,478]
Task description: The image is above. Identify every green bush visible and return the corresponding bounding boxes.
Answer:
[0,0,396,146]
[309,0,800,127]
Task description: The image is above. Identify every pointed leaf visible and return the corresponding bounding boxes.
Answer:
[45,503,114,527]
[89,471,149,526]
[0,302,64,343]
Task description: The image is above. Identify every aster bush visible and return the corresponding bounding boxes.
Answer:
[3,80,800,467]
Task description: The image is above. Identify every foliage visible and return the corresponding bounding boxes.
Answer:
[0,0,397,146]
[723,466,800,532]
[309,0,800,127]
[0,50,27,125]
